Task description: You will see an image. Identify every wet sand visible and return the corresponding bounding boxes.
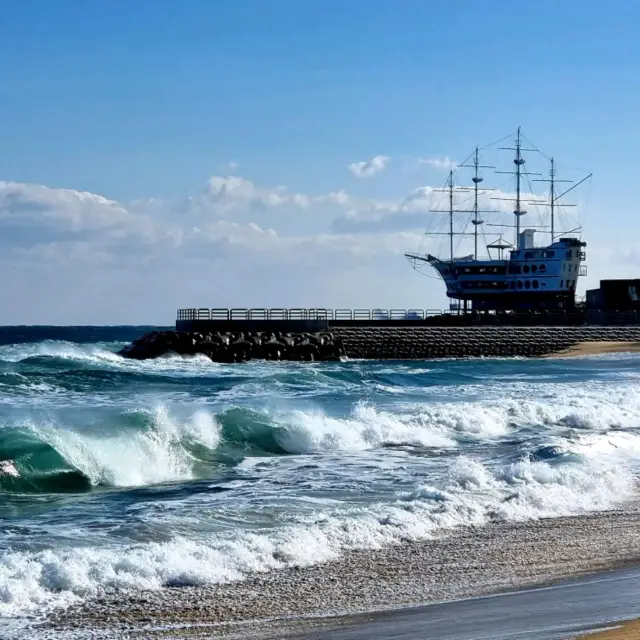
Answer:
[293,567,640,640]
[579,620,640,638]
[550,341,640,358]
[40,505,640,639]
[584,620,640,640]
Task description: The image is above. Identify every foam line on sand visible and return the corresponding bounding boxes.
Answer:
[40,506,640,639]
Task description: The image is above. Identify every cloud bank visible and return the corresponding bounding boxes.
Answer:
[0,170,606,324]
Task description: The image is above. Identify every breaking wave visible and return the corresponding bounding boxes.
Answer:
[0,447,635,618]
[2,332,640,622]
[3,385,640,494]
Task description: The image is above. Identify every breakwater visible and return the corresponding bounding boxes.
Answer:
[119,325,640,362]
[119,329,346,362]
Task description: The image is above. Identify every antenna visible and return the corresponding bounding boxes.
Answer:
[459,146,496,259]
[492,127,541,244]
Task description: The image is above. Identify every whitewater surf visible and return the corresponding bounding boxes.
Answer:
[1,327,640,637]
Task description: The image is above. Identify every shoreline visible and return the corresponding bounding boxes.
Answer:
[41,505,640,639]
[548,341,640,358]
[579,619,640,638]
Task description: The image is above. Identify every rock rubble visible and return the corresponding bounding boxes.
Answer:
[118,330,346,362]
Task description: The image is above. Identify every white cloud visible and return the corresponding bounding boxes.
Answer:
[185,176,312,217]
[227,161,239,171]
[348,155,390,178]
[418,156,458,171]
[0,171,594,324]
[0,181,132,230]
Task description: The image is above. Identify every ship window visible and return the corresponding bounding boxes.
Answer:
[560,280,564,287]
[532,280,539,289]
[566,250,573,259]
[525,280,531,289]
[509,281,516,289]
[524,251,535,259]
[523,264,530,274]
[509,264,521,274]
[531,264,538,273]
[517,280,523,289]
[539,264,547,273]
[542,250,555,258]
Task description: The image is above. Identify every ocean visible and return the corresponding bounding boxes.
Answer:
[1,327,639,635]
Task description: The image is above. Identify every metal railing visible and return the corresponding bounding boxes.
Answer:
[176,308,453,321]
[175,307,640,326]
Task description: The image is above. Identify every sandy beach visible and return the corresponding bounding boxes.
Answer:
[550,341,640,358]
[38,504,640,639]
[580,620,640,638]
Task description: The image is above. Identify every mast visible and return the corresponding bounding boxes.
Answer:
[448,170,454,262]
[550,157,555,241]
[473,147,481,258]
[494,128,540,246]
[514,127,525,239]
[531,157,577,243]
[459,149,495,259]
[430,170,487,261]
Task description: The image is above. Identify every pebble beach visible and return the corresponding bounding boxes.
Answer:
[42,506,640,639]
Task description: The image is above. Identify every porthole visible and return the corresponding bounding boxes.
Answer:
[517,280,523,289]
[532,280,539,289]
[525,280,531,289]
[539,264,547,273]
[531,265,538,273]
[523,265,530,274]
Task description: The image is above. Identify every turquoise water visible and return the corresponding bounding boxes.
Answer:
[1,328,640,625]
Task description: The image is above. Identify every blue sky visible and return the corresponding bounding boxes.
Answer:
[0,1,638,323]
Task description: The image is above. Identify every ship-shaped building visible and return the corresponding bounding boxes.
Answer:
[406,128,591,312]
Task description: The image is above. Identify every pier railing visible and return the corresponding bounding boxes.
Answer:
[176,307,640,326]
[176,308,449,321]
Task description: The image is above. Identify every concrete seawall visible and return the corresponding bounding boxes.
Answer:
[333,325,640,359]
[119,326,640,362]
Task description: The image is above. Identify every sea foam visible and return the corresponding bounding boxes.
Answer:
[0,445,634,618]
[3,345,640,621]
